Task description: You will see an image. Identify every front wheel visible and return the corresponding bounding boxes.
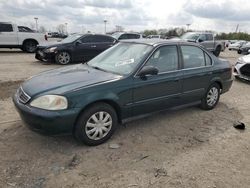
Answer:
[74,103,118,146]
[200,83,220,110]
[55,51,71,65]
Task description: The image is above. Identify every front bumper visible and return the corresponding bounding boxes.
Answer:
[13,94,80,135]
[35,49,56,62]
[234,63,250,81]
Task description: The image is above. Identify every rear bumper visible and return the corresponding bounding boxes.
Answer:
[221,79,233,94]
[13,94,80,135]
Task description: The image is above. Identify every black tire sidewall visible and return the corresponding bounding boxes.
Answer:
[201,83,220,110]
[74,103,118,146]
[24,41,37,53]
[214,46,221,57]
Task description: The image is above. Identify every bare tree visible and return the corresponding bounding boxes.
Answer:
[56,24,65,34]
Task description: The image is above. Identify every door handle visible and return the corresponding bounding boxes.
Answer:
[91,45,96,48]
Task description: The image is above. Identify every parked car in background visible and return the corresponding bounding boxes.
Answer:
[146,35,163,39]
[112,32,143,40]
[35,34,117,64]
[238,42,250,55]
[228,40,246,51]
[234,54,250,81]
[180,32,224,57]
[0,22,47,52]
[14,39,233,145]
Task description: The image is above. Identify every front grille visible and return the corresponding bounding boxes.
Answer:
[17,87,31,104]
[240,64,250,78]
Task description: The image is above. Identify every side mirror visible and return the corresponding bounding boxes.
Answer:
[187,39,196,43]
[75,40,82,45]
[137,66,159,77]
[198,38,203,43]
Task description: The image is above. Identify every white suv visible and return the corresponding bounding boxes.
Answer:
[0,22,47,52]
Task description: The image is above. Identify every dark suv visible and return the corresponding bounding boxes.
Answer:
[35,34,117,64]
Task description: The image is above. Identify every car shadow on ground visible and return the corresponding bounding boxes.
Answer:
[0,50,25,53]
[0,101,242,151]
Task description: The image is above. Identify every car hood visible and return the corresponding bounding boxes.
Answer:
[229,43,240,47]
[38,41,70,49]
[239,54,250,63]
[22,64,122,97]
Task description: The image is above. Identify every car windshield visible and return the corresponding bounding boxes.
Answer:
[87,42,153,75]
[181,33,199,40]
[111,32,122,39]
[61,34,82,43]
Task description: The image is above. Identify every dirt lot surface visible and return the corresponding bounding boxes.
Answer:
[0,49,250,188]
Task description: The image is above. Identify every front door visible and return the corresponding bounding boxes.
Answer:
[132,45,183,116]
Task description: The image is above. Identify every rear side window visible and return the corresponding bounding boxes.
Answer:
[128,34,140,39]
[181,46,206,69]
[0,23,13,32]
[81,35,115,43]
[96,35,115,43]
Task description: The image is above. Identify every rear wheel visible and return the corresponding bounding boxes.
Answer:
[74,103,118,146]
[213,46,221,57]
[200,83,220,110]
[55,51,71,65]
[23,40,38,53]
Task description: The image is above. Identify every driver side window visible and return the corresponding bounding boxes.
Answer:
[146,45,178,73]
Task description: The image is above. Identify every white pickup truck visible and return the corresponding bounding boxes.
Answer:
[0,22,47,53]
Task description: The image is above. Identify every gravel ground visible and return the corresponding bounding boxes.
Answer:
[0,48,249,188]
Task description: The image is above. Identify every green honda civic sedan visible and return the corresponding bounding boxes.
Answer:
[13,40,233,146]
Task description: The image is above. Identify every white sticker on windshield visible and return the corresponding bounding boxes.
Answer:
[115,59,135,67]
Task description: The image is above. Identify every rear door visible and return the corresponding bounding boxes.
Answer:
[74,35,116,62]
[132,45,183,116]
[0,23,18,45]
[180,45,213,103]
[93,35,116,54]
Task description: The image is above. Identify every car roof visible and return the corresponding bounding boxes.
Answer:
[120,39,202,47]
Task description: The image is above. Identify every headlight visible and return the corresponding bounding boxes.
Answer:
[30,95,68,110]
[44,47,57,53]
[237,58,245,64]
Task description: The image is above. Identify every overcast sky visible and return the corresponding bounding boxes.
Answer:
[1,0,250,33]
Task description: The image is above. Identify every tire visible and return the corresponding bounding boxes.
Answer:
[23,40,37,53]
[55,51,71,65]
[238,50,242,54]
[213,46,221,57]
[74,103,118,146]
[200,83,220,110]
